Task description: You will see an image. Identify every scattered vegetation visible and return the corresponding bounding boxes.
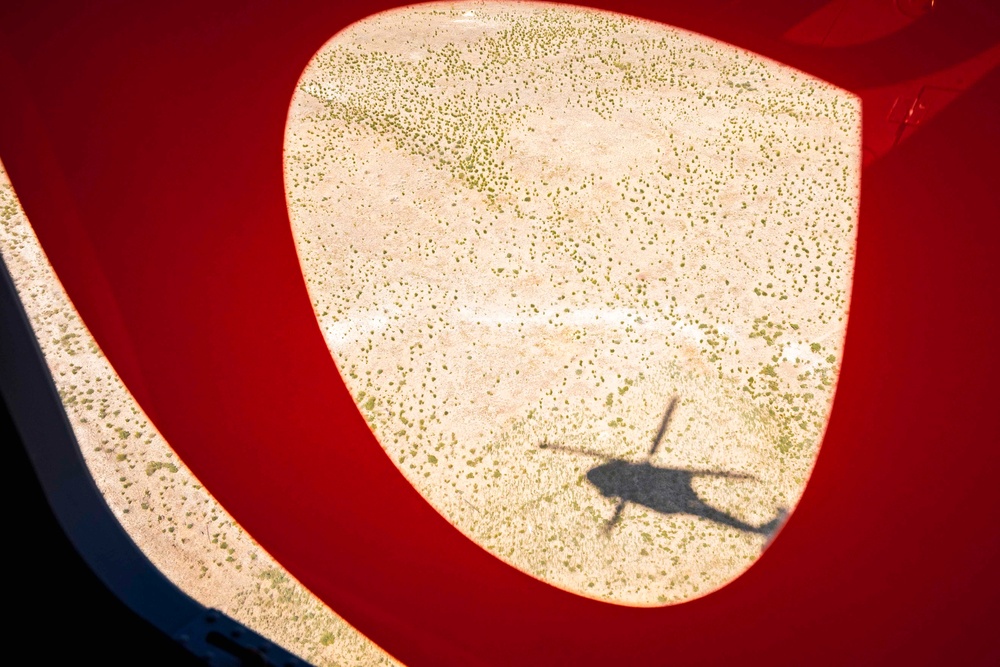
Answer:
[286,3,859,606]
[1,161,397,664]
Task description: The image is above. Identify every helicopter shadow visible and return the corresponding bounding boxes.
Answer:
[539,396,787,537]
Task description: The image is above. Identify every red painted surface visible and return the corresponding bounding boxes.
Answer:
[1,1,998,664]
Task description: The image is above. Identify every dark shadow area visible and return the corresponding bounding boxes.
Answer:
[540,397,787,537]
[587,461,785,535]
[2,389,203,666]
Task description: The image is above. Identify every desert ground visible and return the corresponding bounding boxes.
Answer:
[286,1,860,605]
[0,2,861,662]
[0,165,397,665]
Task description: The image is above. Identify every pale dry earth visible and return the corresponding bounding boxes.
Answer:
[287,1,860,605]
[0,166,399,666]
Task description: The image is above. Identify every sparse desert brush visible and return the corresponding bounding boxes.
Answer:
[282,1,858,606]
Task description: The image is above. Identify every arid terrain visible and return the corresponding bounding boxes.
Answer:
[287,1,860,605]
[0,3,861,664]
[0,165,397,665]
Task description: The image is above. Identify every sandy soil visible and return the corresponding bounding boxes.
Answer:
[286,1,860,606]
[0,2,862,660]
[0,166,398,665]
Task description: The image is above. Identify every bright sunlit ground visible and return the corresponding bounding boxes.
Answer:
[287,1,860,606]
[0,173,399,665]
[0,6,861,665]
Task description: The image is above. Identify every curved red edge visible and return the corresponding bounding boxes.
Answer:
[1,1,998,665]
